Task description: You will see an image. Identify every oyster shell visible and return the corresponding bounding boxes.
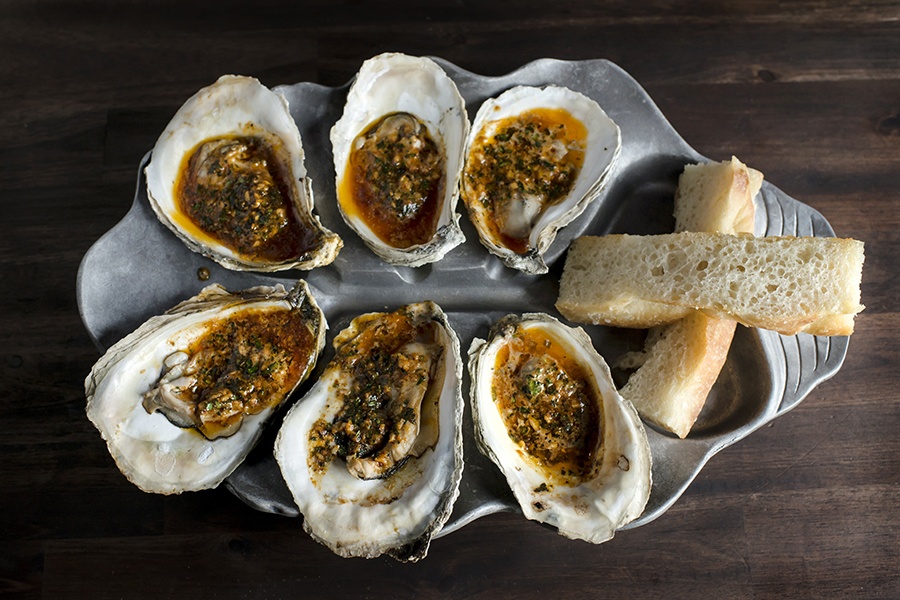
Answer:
[461,85,621,274]
[468,313,651,543]
[330,53,468,266]
[274,302,464,561]
[145,75,342,271]
[85,281,326,494]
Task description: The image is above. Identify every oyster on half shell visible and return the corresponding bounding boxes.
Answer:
[461,85,621,274]
[330,53,468,267]
[275,302,464,561]
[85,281,326,494]
[468,313,651,543]
[145,75,342,272]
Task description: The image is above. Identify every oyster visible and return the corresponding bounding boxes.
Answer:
[330,53,468,266]
[275,302,464,561]
[85,282,326,494]
[461,86,621,274]
[145,75,342,271]
[468,313,651,543]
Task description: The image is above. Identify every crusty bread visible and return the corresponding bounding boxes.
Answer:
[559,157,864,436]
[617,157,758,437]
[609,156,763,324]
[556,232,865,336]
[619,312,737,438]
[674,156,762,234]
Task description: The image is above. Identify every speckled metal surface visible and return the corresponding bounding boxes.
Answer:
[76,58,847,537]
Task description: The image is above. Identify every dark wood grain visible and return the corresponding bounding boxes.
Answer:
[1,2,898,598]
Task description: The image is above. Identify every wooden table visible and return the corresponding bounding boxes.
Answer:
[2,2,897,598]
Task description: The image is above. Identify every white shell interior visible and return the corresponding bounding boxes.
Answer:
[87,293,296,494]
[469,314,651,543]
[330,53,468,267]
[275,303,463,559]
[144,75,340,271]
[464,85,622,274]
[85,283,325,494]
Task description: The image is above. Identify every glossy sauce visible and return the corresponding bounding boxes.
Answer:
[307,309,442,477]
[491,325,600,486]
[175,134,318,262]
[184,308,315,439]
[340,113,444,249]
[464,108,587,254]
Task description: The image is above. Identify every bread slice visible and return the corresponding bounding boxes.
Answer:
[619,312,737,438]
[674,156,762,234]
[556,232,865,336]
[618,157,758,437]
[604,156,763,324]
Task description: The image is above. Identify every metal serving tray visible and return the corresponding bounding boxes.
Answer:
[77,58,847,537]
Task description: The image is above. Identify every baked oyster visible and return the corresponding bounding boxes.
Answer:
[85,282,326,494]
[461,85,621,274]
[330,53,468,266]
[468,313,651,543]
[275,302,464,561]
[145,75,342,271]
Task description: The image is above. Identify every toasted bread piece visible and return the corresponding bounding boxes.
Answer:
[674,156,762,234]
[618,157,758,438]
[556,232,864,336]
[580,157,763,324]
[619,312,737,438]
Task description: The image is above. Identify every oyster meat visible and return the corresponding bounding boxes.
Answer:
[468,313,651,543]
[330,53,468,266]
[145,75,342,271]
[461,86,621,274]
[275,302,464,561]
[85,282,326,494]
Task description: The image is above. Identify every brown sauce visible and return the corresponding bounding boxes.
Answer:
[307,309,441,476]
[175,134,318,263]
[184,307,315,439]
[340,113,444,249]
[491,324,600,486]
[463,108,587,255]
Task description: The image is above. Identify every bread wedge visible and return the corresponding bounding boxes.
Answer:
[618,157,758,438]
[619,311,738,438]
[556,232,865,336]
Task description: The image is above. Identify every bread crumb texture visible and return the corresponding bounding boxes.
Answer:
[614,156,759,438]
[556,232,864,336]
[619,312,737,438]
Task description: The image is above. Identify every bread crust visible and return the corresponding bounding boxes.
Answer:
[619,312,737,438]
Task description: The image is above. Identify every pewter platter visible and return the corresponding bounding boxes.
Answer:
[76,58,848,538]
